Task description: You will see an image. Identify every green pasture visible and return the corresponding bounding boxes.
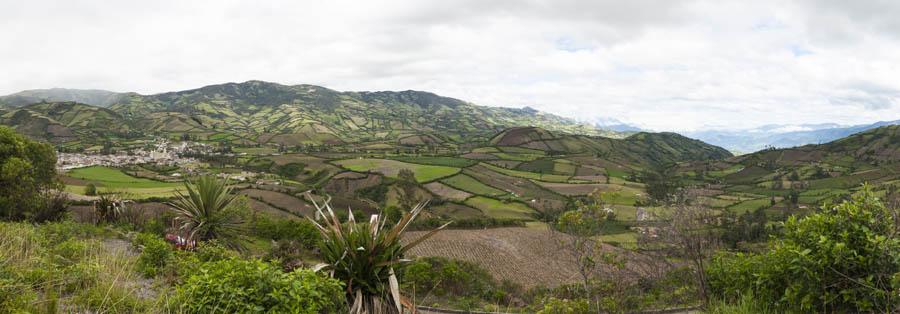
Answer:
[464,196,535,220]
[441,174,508,196]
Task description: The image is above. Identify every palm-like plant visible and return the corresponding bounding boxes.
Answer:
[308,194,449,314]
[169,176,245,247]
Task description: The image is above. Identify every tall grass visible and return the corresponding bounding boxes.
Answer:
[0,221,155,312]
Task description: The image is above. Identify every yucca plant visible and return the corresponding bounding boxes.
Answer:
[169,176,246,247]
[93,193,123,224]
[308,194,449,314]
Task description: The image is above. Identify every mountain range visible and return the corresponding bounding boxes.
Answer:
[0,81,628,146]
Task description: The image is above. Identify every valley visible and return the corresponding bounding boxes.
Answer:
[2,81,899,313]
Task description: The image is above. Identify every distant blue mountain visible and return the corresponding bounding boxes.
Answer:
[683,120,900,153]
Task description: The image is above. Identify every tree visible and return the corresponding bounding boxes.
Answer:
[651,192,720,306]
[710,185,900,312]
[642,165,680,205]
[169,176,248,247]
[0,126,61,221]
[552,190,619,312]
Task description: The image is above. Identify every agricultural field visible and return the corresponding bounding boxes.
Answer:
[440,174,507,197]
[480,162,570,183]
[404,227,650,288]
[463,196,535,220]
[333,158,460,182]
[423,182,473,201]
[63,166,184,198]
[391,156,478,167]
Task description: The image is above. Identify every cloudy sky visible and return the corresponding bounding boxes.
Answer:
[2,0,900,131]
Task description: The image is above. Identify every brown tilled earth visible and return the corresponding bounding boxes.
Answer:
[404,227,663,288]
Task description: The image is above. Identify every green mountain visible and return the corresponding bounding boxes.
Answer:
[0,102,131,143]
[491,126,733,166]
[105,80,621,146]
[686,125,900,192]
[0,88,126,108]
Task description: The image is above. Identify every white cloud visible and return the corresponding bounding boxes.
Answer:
[2,0,900,131]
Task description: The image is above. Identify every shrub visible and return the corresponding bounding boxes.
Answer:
[708,186,900,312]
[169,176,248,247]
[134,233,174,278]
[84,183,97,196]
[174,259,345,313]
[252,216,320,249]
[311,196,448,313]
[536,297,591,314]
[402,257,500,301]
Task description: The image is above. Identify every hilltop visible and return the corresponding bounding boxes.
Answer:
[0,88,126,108]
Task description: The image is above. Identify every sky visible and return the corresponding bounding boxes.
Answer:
[2,0,900,132]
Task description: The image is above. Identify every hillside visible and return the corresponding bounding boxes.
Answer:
[0,102,132,143]
[104,80,622,146]
[0,88,126,108]
[490,127,732,166]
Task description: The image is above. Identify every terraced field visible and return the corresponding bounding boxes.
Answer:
[334,158,460,182]
[440,174,507,197]
[464,196,535,220]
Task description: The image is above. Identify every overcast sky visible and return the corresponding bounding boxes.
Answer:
[2,0,900,131]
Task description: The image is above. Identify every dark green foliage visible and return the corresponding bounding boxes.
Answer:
[173,258,345,313]
[402,256,515,305]
[252,216,320,249]
[357,183,389,204]
[641,166,681,205]
[0,126,60,221]
[134,233,174,278]
[708,186,900,312]
[720,207,770,249]
[84,183,97,196]
[274,162,306,178]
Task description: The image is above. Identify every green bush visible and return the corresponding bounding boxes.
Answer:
[252,216,320,249]
[134,233,174,278]
[174,259,345,313]
[708,186,900,312]
[401,256,519,308]
[536,297,591,314]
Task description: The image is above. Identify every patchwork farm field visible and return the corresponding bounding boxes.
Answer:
[64,166,183,198]
[441,174,507,196]
[66,166,179,188]
[333,158,460,182]
[464,196,535,220]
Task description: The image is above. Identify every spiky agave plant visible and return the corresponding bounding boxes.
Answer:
[169,176,245,247]
[308,194,449,314]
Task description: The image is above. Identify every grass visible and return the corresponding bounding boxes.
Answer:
[727,198,772,214]
[67,166,180,189]
[441,174,507,196]
[391,156,478,167]
[0,221,154,312]
[464,196,535,220]
[333,158,460,182]
[491,152,540,161]
[480,162,570,183]
[233,146,278,155]
[65,185,182,199]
